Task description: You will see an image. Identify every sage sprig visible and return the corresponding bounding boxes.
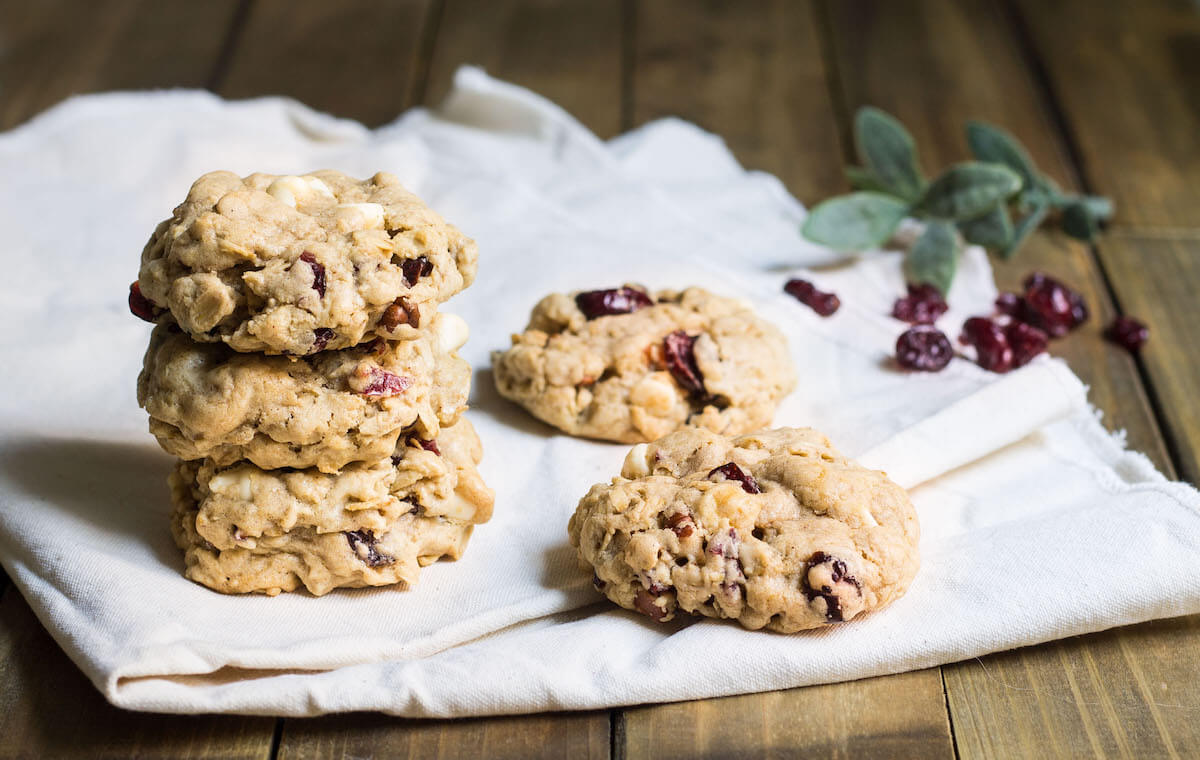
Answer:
[801,106,1114,293]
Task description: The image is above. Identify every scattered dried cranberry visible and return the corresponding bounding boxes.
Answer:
[803,551,862,623]
[895,325,953,372]
[665,511,694,538]
[784,278,840,316]
[995,291,1022,317]
[1006,321,1049,368]
[662,330,705,395]
[708,463,760,494]
[1021,272,1088,337]
[892,283,948,324]
[1105,316,1149,352]
[960,317,1013,373]
[634,587,671,622]
[298,252,326,298]
[410,437,441,455]
[128,281,161,322]
[310,327,335,353]
[354,367,412,397]
[401,256,433,287]
[344,530,395,567]
[380,296,419,331]
[574,287,653,320]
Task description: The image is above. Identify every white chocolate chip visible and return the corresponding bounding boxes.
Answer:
[208,472,253,500]
[303,176,334,199]
[622,443,655,479]
[335,202,385,229]
[629,372,678,415]
[434,313,470,353]
[426,492,480,522]
[267,175,335,207]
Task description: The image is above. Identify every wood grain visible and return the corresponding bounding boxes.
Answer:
[631,0,844,204]
[1012,0,1200,230]
[0,587,275,760]
[0,0,241,129]
[279,711,608,760]
[622,671,953,760]
[424,0,624,136]
[219,0,435,126]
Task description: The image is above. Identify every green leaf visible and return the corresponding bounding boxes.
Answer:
[904,221,959,294]
[855,107,926,202]
[845,166,890,193]
[1002,201,1050,259]
[1061,201,1099,241]
[919,162,1022,220]
[959,205,1014,249]
[966,121,1039,187]
[801,192,910,251]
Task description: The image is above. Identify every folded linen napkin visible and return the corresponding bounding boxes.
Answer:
[0,68,1197,717]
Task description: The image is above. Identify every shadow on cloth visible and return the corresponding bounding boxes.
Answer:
[0,436,178,568]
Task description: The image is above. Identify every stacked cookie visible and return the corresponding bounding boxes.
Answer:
[131,170,493,596]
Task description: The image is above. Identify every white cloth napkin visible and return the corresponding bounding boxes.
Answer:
[1,68,1198,717]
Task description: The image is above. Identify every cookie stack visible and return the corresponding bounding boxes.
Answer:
[131,170,493,596]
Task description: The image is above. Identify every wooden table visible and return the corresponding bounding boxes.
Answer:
[2,1,1197,757]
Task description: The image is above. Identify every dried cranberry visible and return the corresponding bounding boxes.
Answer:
[592,573,607,591]
[960,317,1013,373]
[1105,316,1149,352]
[410,437,441,456]
[401,256,433,287]
[355,367,412,397]
[895,325,953,372]
[995,291,1022,317]
[708,463,760,494]
[665,511,694,538]
[344,530,395,567]
[298,252,326,298]
[803,551,862,623]
[634,588,671,622]
[892,283,948,324]
[1006,321,1048,368]
[128,281,161,322]
[310,327,335,353]
[574,287,653,319]
[662,330,705,395]
[707,529,744,600]
[1021,272,1088,337]
[380,297,419,331]
[784,279,840,316]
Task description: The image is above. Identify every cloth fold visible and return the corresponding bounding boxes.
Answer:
[0,67,1197,717]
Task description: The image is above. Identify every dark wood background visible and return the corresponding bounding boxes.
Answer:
[1,0,1197,757]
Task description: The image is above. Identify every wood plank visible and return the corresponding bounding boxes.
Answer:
[1013,0,1200,230]
[425,0,624,137]
[631,0,844,204]
[278,711,609,760]
[0,0,242,129]
[0,587,274,760]
[824,1,1198,757]
[944,614,1200,759]
[218,0,434,126]
[620,2,955,758]
[622,671,954,760]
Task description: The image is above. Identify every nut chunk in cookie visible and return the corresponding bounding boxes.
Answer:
[136,170,478,354]
[568,427,919,633]
[491,286,796,443]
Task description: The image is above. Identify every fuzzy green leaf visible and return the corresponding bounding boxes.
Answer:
[966,121,1039,187]
[1062,201,1099,241]
[1002,201,1050,259]
[801,192,909,251]
[959,205,1014,249]
[855,107,925,202]
[919,162,1022,220]
[845,166,890,193]
[904,221,959,295]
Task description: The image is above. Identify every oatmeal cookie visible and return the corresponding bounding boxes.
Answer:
[139,312,471,473]
[568,427,919,632]
[492,286,795,442]
[135,170,477,354]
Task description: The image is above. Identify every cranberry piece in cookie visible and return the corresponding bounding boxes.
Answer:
[298,252,326,297]
[662,330,705,395]
[350,366,412,397]
[803,551,864,622]
[401,256,434,287]
[128,282,161,322]
[709,463,760,494]
[344,530,396,568]
[574,287,653,319]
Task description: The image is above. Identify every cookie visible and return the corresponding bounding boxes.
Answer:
[136,170,477,355]
[171,419,494,596]
[139,312,471,473]
[492,286,796,443]
[568,427,919,632]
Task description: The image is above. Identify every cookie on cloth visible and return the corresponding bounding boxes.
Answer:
[491,286,796,443]
[134,170,477,355]
[138,312,471,473]
[171,419,494,596]
[568,427,919,633]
